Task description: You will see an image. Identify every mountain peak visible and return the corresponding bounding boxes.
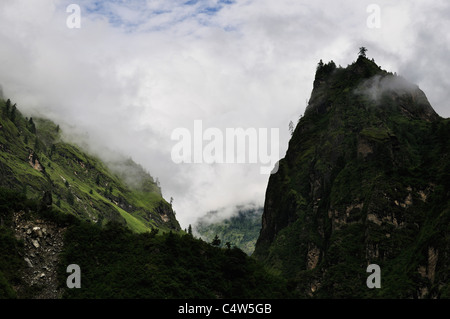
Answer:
[254,56,450,298]
[313,56,384,89]
[306,56,439,121]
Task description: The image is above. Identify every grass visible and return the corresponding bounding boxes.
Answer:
[115,205,151,233]
[0,99,179,233]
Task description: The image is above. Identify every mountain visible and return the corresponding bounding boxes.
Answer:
[194,206,263,255]
[0,99,179,232]
[0,98,288,299]
[253,55,450,298]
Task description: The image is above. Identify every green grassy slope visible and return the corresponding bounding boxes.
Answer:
[0,98,179,233]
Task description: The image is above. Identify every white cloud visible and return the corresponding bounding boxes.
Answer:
[0,0,448,228]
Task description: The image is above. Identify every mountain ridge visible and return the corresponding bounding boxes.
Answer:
[0,98,180,232]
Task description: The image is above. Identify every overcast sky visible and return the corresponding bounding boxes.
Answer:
[0,0,449,228]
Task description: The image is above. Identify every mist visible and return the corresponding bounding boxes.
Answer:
[0,0,449,229]
[354,73,419,103]
[194,202,262,227]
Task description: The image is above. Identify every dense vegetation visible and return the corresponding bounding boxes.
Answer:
[254,56,450,298]
[0,186,288,299]
[195,208,263,255]
[59,219,288,299]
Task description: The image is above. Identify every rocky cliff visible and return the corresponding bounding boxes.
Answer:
[253,56,450,298]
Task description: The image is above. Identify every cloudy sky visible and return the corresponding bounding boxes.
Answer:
[0,0,449,228]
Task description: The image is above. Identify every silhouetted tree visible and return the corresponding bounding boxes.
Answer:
[50,144,56,157]
[317,59,324,70]
[29,117,36,133]
[67,190,74,205]
[5,99,10,116]
[359,46,368,58]
[10,104,16,122]
[211,234,221,247]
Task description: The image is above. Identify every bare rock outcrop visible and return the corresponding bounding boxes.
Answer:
[13,211,66,299]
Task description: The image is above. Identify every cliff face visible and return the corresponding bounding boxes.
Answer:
[253,56,450,298]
